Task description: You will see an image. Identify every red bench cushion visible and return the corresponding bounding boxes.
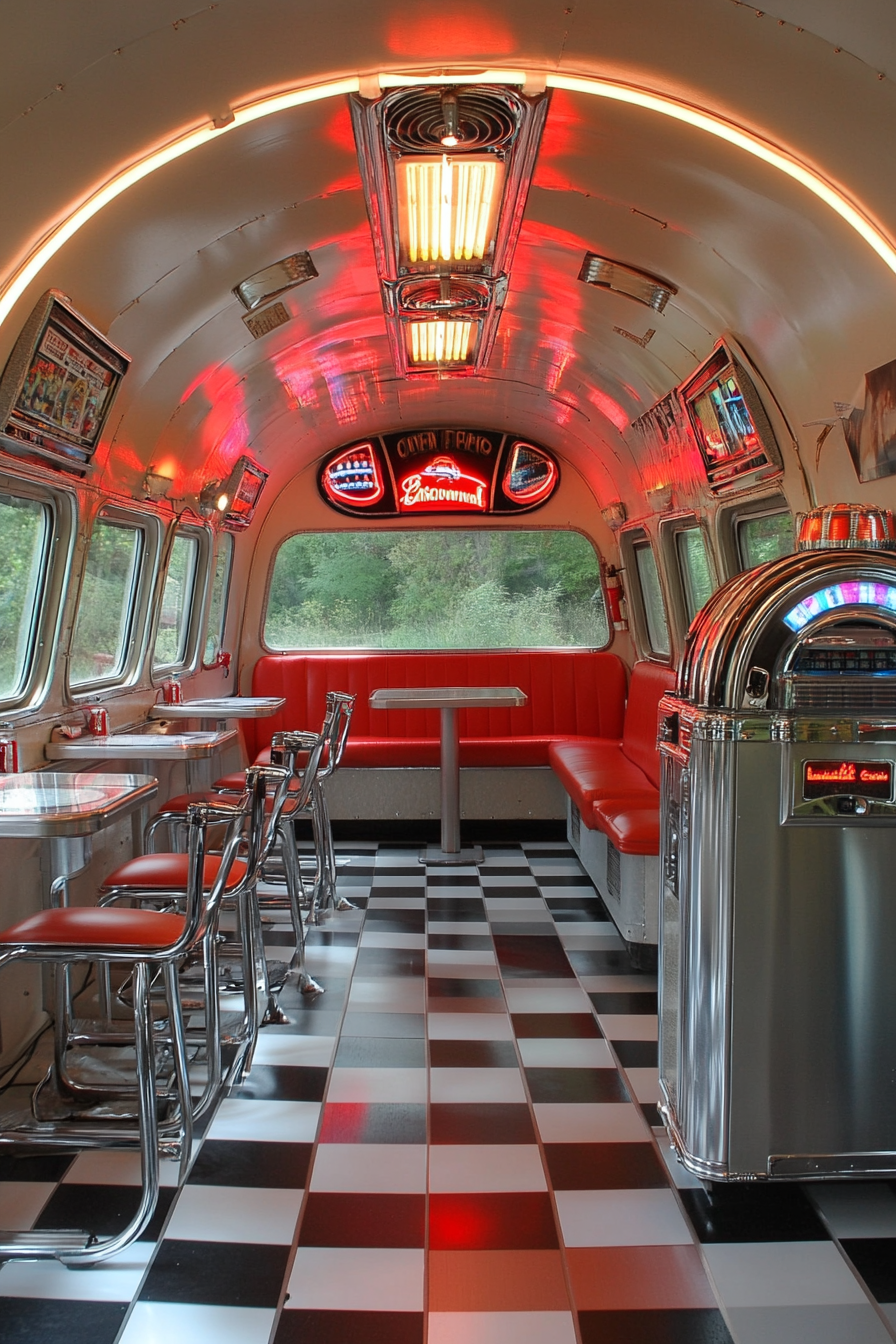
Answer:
[548,740,656,814]
[621,661,677,789]
[591,798,661,854]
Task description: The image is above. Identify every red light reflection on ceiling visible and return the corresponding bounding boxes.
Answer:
[386,7,515,56]
[325,102,360,154]
[589,386,630,434]
[397,455,489,513]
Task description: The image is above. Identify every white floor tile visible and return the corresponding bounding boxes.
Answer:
[808,1182,896,1238]
[367,896,427,909]
[555,1188,694,1246]
[207,1098,321,1142]
[504,987,591,1013]
[725,1304,893,1344]
[360,931,427,949]
[428,1311,578,1344]
[285,1246,425,1309]
[430,1067,526,1103]
[533,1101,652,1142]
[62,1149,184,1187]
[428,1013,514,1041]
[488,908,553,923]
[119,1302,277,1344]
[429,1144,547,1192]
[518,1038,614,1068]
[310,1144,427,1193]
[249,1034,336,1067]
[427,950,498,969]
[624,1066,660,1103]
[0,1181,54,1229]
[597,1014,658,1041]
[704,1242,871,1308]
[347,979,426,1012]
[484,897,546,911]
[325,1067,427,1103]
[480,875,538,887]
[162,1184,303,1243]
[656,1135,705,1189]
[429,922,491,936]
[578,975,658,993]
[0,1238,153,1299]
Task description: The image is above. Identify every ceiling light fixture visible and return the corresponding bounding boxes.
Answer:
[579,253,677,311]
[233,252,318,310]
[351,82,549,376]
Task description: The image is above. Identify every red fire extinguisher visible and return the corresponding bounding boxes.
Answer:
[605,565,628,632]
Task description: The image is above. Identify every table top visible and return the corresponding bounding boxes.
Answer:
[149,696,285,721]
[45,729,237,761]
[0,772,158,837]
[369,686,527,711]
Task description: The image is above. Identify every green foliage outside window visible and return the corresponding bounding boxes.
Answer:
[265,530,609,649]
[70,518,143,685]
[0,494,50,697]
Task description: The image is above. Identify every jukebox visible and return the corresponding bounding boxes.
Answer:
[659,504,896,1181]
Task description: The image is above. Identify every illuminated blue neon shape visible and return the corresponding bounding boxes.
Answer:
[784,582,896,631]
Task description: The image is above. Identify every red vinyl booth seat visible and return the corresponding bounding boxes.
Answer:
[242,651,628,769]
[549,660,677,854]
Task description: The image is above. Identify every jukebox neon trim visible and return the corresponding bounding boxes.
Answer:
[803,760,893,800]
[783,582,896,631]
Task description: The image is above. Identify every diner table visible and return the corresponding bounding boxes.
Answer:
[149,694,285,732]
[369,685,527,865]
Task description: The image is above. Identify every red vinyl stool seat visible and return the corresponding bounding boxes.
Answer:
[103,852,248,891]
[0,906,186,946]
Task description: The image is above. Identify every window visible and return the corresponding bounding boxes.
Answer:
[70,515,146,687]
[632,540,671,658]
[0,493,53,700]
[737,510,794,569]
[265,530,609,649]
[153,530,202,671]
[675,526,715,623]
[204,532,233,664]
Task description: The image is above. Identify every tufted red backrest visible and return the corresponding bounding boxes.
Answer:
[246,651,627,755]
[620,660,677,787]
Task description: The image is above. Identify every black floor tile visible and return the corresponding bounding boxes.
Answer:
[493,934,575,979]
[488,922,562,936]
[275,1309,425,1344]
[364,910,426,933]
[304,930,361,947]
[613,1040,658,1068]
[579,1308,734,1343]
[590,991,658,1015]
[427,898,485,914]
[139,1239,290,1306]
[319,1102,427,1144]
[260,929,299,947]
[429,1039,519,1068]
[841,1238,896,1301]
[479,884,540,899]
[427,933,495,951]
[368,885,423,899]
[640,1102,662,1127]
[480,866,536,876]
[525,1067,630,1104]
[535,874,594,886]
[188,1140,312,1188]
[544,1142,667,1189]
[335,1035,426,1067]
[0,1153,74,1182]
[299,1192,425,1246]
[0,1299,128,1344]
[232,1064,329,1101]
[567,948,638,975]
[430,1102,536,1144]
[427,873,481,886]
[430,1191,558,1249]
[340,1012,425,1038]
[427,976,502,999]
[679,1184,830,1244]
[512,1012,602,1038]
[33,1183,176,1242]
[522,846,575,857]
[354,948,425,977]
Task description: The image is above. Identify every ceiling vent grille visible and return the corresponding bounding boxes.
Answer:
[579,253,677,312]
[233,252,318,312]
[382,86,521,153]
[387,275,502,317]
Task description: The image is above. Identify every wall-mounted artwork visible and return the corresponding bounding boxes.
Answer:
[842,358,896,483]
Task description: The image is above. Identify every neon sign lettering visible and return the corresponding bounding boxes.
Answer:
[322,443,384,507]
[783,582,896,631]
[398,456,489,513]
[803,760,893,799]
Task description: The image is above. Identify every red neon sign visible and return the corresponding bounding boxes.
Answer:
[803,760,893,799]
[321,443,384,508]
[397,455,489,514]
[502,441,558,505]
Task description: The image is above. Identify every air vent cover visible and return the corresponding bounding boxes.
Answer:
[579,253,677,312]
[233,252,318,311]
[383,86,521,153]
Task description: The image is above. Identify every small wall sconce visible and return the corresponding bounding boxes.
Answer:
[199,481,232,517]
[645,483,674,512]
[601,501,627,531]
[142,468,175,501]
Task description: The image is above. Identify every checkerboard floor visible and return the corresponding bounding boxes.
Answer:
[3,837,896,1343]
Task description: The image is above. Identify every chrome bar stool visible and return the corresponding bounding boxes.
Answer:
[0,799,237,1264]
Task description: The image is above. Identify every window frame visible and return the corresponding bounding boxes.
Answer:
[202,531,234,668]
[619,526,673,663]
[0,475,75,714]
[659,514,718,641]
[68,505,162,696]
[151,522,212,677]
[717,494,793,578]
[261,526,612,653]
